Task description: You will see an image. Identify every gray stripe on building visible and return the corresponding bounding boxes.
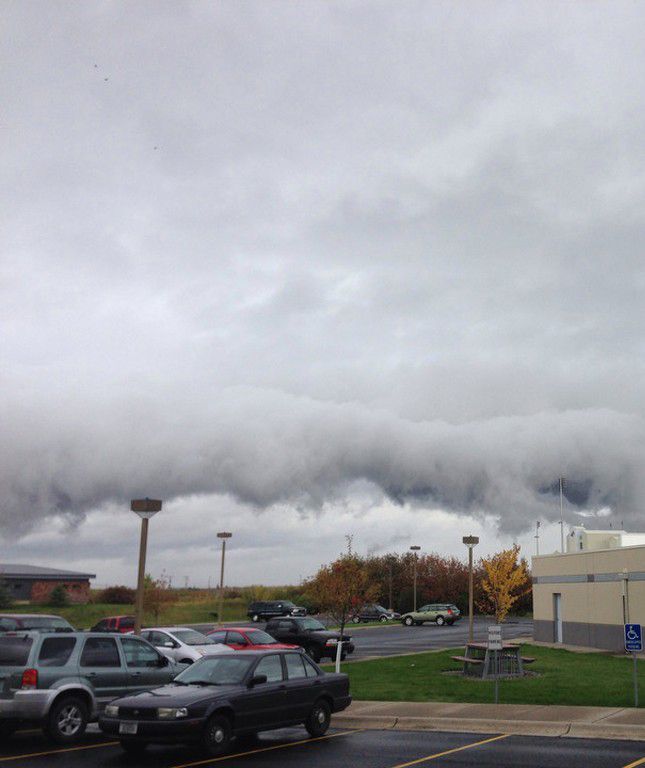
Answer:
[534,571,645,584]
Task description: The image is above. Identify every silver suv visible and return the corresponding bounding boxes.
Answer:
[0,631,184,743]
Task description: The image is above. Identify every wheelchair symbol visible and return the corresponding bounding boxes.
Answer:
[628,628,639,641]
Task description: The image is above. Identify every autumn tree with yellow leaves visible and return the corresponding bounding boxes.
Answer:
[476,545,531,624]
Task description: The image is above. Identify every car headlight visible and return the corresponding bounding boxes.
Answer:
[325,638,339,646]
[157,707,189,719]
[104,705,119,718]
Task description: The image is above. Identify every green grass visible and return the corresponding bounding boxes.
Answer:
[325,644,645,708]
[12,597,248,629]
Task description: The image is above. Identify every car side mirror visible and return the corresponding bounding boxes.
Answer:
[158,655,169,667]
[248,674,267,687]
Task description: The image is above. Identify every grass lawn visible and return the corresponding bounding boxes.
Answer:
[13,597,249,629]
[326,645,645,708]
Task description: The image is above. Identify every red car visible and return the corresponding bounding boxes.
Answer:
[207,626,298,650]
[90,615,135,633]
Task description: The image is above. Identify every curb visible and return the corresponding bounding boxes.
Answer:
[332,714,645,742]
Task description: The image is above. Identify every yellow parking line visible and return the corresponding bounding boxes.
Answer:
[0,740,119,763]
[622,757,645,768]
[387,733,510,768]
[170,728,364,768]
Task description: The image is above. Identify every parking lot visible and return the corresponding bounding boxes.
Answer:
[3,726,645,768]
[190,616,534,660]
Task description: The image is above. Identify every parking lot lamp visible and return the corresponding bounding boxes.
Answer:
[131,498,162,634]
[462,535,479,643]
[410,546,421,611]
[217,532,232,625]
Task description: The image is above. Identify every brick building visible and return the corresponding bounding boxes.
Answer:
[0,564,96,604]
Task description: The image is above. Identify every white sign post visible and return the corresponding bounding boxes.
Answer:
[488,625,503,704]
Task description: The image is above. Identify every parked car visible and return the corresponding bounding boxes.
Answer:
[400,603,461,626]
[207,626,299,651]
[0,614,74,633]
[90,615,135,633]
[247,601,307,622]
[99,648,351,756]
[0,631,185,743]
[265,617,354,663]
[140,627,231,664]
[351,604,400,623]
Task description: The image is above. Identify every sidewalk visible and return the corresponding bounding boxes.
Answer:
[334,700,645,741]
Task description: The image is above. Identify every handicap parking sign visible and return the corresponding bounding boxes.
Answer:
[625,624,643,652]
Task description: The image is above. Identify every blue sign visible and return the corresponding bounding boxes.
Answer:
[625,624,643,652]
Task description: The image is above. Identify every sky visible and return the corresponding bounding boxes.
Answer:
[2,1,644,587]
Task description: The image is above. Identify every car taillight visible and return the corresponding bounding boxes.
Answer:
[447,609,453,614]
[21,669,38,689]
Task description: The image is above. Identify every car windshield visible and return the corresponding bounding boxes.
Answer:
[299,618,326,631]
[23,618,73,630]
[375,606,388,613]
[247,630,276,644]
[175,655,254,685]
[172,630,214,646]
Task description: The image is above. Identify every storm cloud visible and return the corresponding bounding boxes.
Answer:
[2,2,645,574]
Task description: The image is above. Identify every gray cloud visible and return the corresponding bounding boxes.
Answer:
[2,2,645,566]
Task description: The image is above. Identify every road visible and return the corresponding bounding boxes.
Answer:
[191,617,534,660]
[3,726,645,768]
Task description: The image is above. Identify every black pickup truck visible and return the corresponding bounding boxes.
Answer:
[265,617,354,662]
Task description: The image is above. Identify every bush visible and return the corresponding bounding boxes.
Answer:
[48,585,69,607]
[0,581,13,609]
[100,585,136,604]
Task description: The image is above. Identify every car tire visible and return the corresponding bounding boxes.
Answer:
[252,614,260,622]
[403,616,414,626]
[45,695,89,744]
[379,615,388,623]
[119,739,148,755]
[305,699,331,737]
[352,616,360,623]
[202,714,232,756]
[436,616,445,626]
[305,645,321,663]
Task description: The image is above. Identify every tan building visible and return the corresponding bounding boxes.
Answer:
[533,533,645,651]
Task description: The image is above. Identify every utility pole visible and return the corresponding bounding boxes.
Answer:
[463,536,479,643]
[217,532,232,625]
[535,521,540,556]
[410,546,421,611]
[388,562,394,613]
[559,476,566,553]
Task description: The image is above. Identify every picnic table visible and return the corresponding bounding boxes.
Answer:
[451,642,535,679]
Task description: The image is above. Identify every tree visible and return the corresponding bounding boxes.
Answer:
[476,545,530,623]
[0,581,12,609]
[305,536,379,637]
[100,585,136,604]
[49,585,69,607]
[143,572,176,623]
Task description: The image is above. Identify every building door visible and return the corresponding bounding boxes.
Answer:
[553,593,563,643]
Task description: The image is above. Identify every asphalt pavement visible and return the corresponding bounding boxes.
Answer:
[3,726,645,768]
[190,617,533,660]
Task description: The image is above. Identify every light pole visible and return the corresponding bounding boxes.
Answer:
[535,521,540,556]
[410,546,421,611]
[131,498,162,635]
[462,535,479,643]
[217,532,232,625]
[559,476,566,553]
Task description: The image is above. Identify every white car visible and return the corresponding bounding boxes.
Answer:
[140,627,232,664]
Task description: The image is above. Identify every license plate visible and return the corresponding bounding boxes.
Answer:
[119,722,138,735]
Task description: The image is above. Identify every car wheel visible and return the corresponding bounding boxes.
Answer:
[45,695,88,744]
[379,615,388,622]
[252,614,260,622]
[352,616,360,623]
[202,714,232,756]
[403,616,414,626]
[305,645,321,663]
[119,739,148,755]
[436,616,445,626]
[305,699,331,737]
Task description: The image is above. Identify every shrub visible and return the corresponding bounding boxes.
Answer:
[0,581,13,609]
[49,585,69,607]
[100,585,136,604]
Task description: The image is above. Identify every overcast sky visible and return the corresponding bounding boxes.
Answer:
[2,1,644,587]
